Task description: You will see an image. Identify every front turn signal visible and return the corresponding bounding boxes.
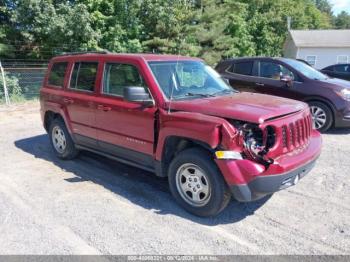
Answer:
[215,151,243,160]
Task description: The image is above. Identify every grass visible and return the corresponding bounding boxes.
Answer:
[0,94,39,105]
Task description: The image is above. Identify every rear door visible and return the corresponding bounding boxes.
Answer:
[64,61,99,147]
[222,60,257,92]
[95,60,156,168]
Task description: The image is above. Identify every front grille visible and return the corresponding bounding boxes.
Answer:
[281,126,287,148]
[282,114,312,151]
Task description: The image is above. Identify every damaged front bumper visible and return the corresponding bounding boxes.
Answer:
[215,130,322,202]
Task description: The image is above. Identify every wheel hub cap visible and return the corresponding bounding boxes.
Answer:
[175,163,211,207]
[52,126,67,154]
[310,106,327,130]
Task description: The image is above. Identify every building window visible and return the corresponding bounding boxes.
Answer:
[305,56,317,66]
[337,55,348,64]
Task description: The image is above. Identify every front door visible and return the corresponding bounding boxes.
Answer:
[95,62,156,168]
[254,61,303,101]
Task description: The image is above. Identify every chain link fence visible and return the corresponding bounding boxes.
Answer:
[0,59,48,104]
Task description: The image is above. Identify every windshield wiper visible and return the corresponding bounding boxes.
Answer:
[211,89,237,96]
[185,92,215,98]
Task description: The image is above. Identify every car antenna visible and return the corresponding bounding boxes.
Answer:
[168,52,181,114]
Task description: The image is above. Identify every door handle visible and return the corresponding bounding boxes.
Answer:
[97,105,112,111]
[255,83,265,86]
[63,98,74,104]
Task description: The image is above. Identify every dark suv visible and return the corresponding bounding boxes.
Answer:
[321,64,350,81]
[41,52,322,217]
[216,57,350,131]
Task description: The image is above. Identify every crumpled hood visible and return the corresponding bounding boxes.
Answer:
[168,92,308,124]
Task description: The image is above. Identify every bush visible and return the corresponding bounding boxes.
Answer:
[0,73,23,102]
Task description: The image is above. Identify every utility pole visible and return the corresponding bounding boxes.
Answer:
[0,61,10,105]
[287,17,292,31]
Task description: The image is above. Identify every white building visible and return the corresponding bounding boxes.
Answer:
[284,30,350,69]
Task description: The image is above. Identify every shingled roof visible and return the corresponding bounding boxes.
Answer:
[289,30,350,48]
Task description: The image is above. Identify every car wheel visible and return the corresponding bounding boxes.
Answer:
[49,118,79,159]
[168,148,231,217]
[309,101,333,132]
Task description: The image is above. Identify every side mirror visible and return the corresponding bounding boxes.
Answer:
[123,87,154,106]
[280,75,293,87]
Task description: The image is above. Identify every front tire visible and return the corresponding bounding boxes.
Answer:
[49,118,79,159]
[309,101,333,132]
[168,148,231,217]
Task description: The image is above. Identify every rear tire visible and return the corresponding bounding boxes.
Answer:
[168,148,231,217]
[308,101,333,132]
[49,118,79,159]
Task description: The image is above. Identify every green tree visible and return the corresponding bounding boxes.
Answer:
[0,0,18,57]
[2,0,99,59]
[187,0,254,64]
[334,11,350,29]
[80,0,143,53]
[0,0,336,63]
[241,0,331,57]
[313,0,333,15]
[139,0,196,54]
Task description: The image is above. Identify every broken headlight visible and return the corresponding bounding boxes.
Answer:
[230,121,275,165]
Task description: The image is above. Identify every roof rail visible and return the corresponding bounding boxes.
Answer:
[55,50,111,57]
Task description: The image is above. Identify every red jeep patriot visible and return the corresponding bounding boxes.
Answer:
[40,52,322,217]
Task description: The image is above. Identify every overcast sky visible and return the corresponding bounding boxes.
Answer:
[330,0,350,15]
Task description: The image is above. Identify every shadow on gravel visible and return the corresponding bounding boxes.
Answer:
[324,128,350,135]
[15,134,270,225]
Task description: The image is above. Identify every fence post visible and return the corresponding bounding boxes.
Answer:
[0,61,11,105]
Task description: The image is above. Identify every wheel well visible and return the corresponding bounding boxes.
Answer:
[160,136,213,176]
[305,99,335,121]
[44,111,63,132]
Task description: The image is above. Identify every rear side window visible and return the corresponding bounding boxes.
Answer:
[334,65,350,73]
[69,62,98,92]
[230,62,253,76]
[103,63,146,96]
[48,62,68,87]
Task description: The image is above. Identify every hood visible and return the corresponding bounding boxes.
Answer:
[168,92,307,124]
[319,78,350,91]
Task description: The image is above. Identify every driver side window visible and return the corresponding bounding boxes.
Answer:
[259,62,294,80]
[103,63,147,96]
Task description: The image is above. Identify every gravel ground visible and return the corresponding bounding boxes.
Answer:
[0,101,349,255]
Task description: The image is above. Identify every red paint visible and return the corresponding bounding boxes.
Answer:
[168,92,307,124]
[41,53,322,190]
[216,130,321,185]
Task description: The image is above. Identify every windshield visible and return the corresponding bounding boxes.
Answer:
[283,59,328,80]
[148,61,236,100]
